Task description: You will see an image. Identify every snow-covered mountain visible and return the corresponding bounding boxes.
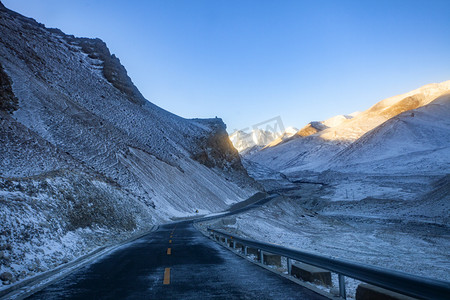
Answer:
[229,129,278,152]
[262,126,298,148]
[229,127,298,154]
[246,80,450,175]
[328,94,450,174]
[289,114,356,139]
[204,85,450,293]
[0,3,259,285]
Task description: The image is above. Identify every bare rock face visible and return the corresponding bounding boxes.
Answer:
[296,121,327,137]
[367,93,425,119]
[0,271,13,282]
[0,2,255,184]
[49,28,147,106]
[192,118,244,171]
[0,62,18,113]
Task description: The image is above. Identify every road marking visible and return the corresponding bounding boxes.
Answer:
[167,248,171,255]
[169,240,172,243]
[163,268,170,285]
[170,235,173,238]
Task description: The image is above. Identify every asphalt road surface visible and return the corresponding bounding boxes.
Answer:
[28,222,327,299]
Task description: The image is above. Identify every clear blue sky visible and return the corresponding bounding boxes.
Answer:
[3,0,450,133]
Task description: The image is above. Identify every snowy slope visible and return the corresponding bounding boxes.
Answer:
[0,2,257,211]
[230,127,298,154]
[0,3,259,286]
[319,81,450,142]
[243,114,359,174]
[229,129,280,153]
[200,192,450,298]
[263,126,298,148]
[294,114,354,138]
[247,135,346,175]
[246,81,450,176]
[328,95,450,174]
[322,114,353,128]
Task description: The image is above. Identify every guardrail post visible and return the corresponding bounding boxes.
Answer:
[287,258,292,275]
[207,228,450,299]
[338,274,346,299]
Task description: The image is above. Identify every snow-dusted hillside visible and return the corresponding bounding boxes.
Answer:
[328,94,450,174]
[0,3,259,286]
[238,83,449,285]
[246,80,450,176]
[200,189,450,298]
[262,126,298,148]
[229,127,298,154]
[229,129,279,153]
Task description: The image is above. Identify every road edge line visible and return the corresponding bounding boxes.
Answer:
[0,225,159,300]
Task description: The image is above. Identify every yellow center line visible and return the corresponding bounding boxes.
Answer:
[167,248,171,255]
[169,240,172,243]
[163,268,170,285]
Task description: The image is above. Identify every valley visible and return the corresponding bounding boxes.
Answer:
[0,1,448,299]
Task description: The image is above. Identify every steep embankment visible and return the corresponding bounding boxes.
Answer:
[0,2,259,286]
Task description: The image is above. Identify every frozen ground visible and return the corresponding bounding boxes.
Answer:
[201,193,449,298]
[232,83,450,298]
[212,29,449,300]
[200,177,450,298]
[0,170,154,287]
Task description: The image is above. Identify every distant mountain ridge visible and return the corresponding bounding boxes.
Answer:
[244,80,450,175]
[328,94,450,174]
[229,127,298,153]
[229,113,359,153]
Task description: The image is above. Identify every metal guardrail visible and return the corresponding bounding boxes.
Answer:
[207,228,450,300]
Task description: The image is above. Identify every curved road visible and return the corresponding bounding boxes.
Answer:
[28,221,326,299]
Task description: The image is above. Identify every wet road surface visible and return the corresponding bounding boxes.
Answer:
[29,222,327,299]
